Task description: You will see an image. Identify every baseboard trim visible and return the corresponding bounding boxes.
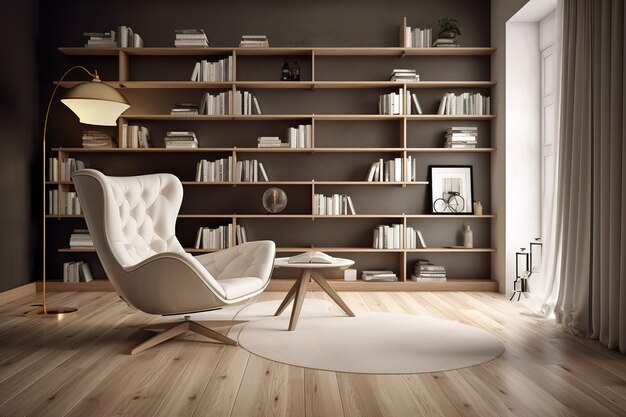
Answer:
[0,282,37,306]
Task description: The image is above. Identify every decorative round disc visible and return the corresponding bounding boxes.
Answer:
[262,187,287,213]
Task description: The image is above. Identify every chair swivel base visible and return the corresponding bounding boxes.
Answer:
[131,316,246,355]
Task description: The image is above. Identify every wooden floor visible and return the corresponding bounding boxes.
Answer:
[0,291,625,417]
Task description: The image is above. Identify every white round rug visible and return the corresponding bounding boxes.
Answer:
[228,300,505,374]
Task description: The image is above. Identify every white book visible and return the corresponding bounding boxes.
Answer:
[253,159,258,182]
[258,162,269,181]
[366,162,378,181]
[394,157,402,181]
[405,26,412,47]
[347,196,356,215]
[412,93,423,114]
[191,62,200,81]
[305,124,312,148]
[297,125,305,148]
[378,158,384,182]
[80,263,93,282]
[416,230,427,248]
[438,94,448,115]
[252,96,262,115]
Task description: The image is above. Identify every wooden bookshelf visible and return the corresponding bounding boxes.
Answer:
[47,18,497,291]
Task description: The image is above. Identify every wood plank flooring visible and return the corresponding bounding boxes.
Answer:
[0,291,624,417]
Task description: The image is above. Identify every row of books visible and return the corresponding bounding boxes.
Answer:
[404,27,433,48]
[175,29,208,48]
[198,91,262,115]
[120,124,152,148]
[390,69,420,82]
[366,158,407,182]
[373,224,404,249]
[378,89,423,115]
[194,224,248,249]
[313,194,356,216]
[445,127,478,149]
[405,227,427,249]
[437,92,491,115]
[84,26,143,48]
[69,229,93,248]
[63,261,93,283]
[411,260,447,281]
[48,157,85,182]
[190,57,233,82]
[286,125,312,148]
[235,160,270,182]
[195,157,233,182]
[362,270,398,282]
[82,131,117,148]
[48,190,81,215]
[165,131,198,149]
[239,35,269,48]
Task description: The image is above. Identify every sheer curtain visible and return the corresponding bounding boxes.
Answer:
[546,0,626,353]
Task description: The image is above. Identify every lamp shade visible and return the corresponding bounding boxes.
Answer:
[61,80,130,126]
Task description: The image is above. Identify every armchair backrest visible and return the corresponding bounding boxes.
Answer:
[72,169,190,301]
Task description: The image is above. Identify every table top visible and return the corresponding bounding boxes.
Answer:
[274,257,354,269]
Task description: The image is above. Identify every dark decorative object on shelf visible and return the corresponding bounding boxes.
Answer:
[280,61,300,81]
[437,17,462,38]
[511,248,531,301]
[262,187,288,213]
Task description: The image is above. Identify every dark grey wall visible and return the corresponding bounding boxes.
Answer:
[39,0,491,282]
[0,1,39,291]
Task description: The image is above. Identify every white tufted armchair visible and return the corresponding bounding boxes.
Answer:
[72,169,275,354]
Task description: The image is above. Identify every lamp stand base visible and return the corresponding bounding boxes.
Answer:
[24,306,78,317]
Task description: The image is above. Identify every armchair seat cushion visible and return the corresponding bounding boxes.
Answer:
[216,277,265,299]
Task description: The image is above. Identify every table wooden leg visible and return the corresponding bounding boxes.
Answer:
[311,270,356,317]
[288,269,311,331]
[274,279,300,316]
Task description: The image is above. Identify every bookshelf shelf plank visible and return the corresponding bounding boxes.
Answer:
[47,213,495,219]
[52,147,495,154]
[57,246,494,253]
[59,46,495,57]
[117,114,495,121]
[39,278,498,292]
[56,80,495,90]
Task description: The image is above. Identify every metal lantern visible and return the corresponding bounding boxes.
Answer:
[510,248,531,301]
[530,238,542,273]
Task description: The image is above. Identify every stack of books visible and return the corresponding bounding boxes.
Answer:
[117,26,143,48]
[195,157,233,182]
[63,261,93,283]
[119,124,151,148]
[69,229,94,248]
[313,194,356,215]
[194,224,247,249]
[404,27,433,48]
[82,131,116,148]
[286,124,312,148]
[165,131,198,149]
[438,92,491,115]
[405,227,427,249]
[171,103,200,116]
[236,160,269,182]
[257,137,288,148]
[366,158,404,182]
[191,57,232,81]
[445,127,478,148]
[83,31,117,48]
[373,224,404,249]
[362,270,398,282]
[175,29,208,47]
[239,35,269,48]
[48,190,81,215]
[390,69,420,82]
[411,260,447,282]
[433,37,459,48]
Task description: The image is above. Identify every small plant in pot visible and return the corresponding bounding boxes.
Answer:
[438,17,462,39]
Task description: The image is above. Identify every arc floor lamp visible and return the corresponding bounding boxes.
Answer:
[26,66,130,317]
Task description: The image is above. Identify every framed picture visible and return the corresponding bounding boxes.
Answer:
[428,166,474,214]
